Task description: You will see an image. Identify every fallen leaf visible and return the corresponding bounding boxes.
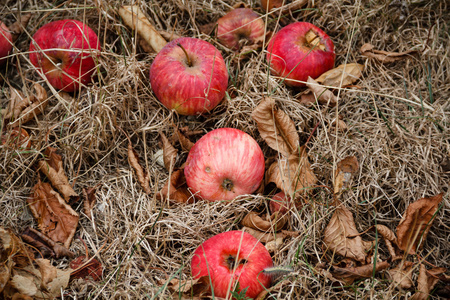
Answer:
[127,142,151,195]
[252,97,299,156]
[261,0,308,13]
[318,261,390,285]
[21,227,74,258]
[160,132,177,171]
[198,22,216,36]
[306,77,338,106]
[8,274,38,297]
[118,5,167,53]
[82,185,98,221]
[70,255,103,281]
[330,117,348,133]
[164,276,210,295]
[240,211,287,232]
[323,205,367,262]
[1,128,31,150]
[0,261,11,293]
[37,147,79,203]
[361,43,417,64]
[334,156,359,195]
[315,63,364,88]
[3,84,48,127]
[8,13,32,42]
[264,237,284,253]
[157,169,192,203]
[27,181,79,249]
[396,193,443,254]
[266,146,317,198]
[242,226,286,244]
[411,264,447,300]
[173,127,195,152]
[298,91,317,106]
[158,30,181,41]
[388,261,414,290]
[0,227,33,265]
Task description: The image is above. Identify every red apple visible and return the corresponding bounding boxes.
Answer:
[29,19,101,92]
[191,230,273,299]
[266,22,335,87]
[184,128,265,201]
[0,21,13,65]
[149,37,228,115]
[217,8,265,51]
[269,191,291,215]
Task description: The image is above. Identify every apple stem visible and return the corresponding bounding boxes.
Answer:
[177,43,192,67]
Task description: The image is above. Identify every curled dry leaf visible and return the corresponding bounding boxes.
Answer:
[157,169,192,203]
[361,43,417,64]
[261,0,308,13]
[127,142,151,195]
[37,147,79,203]
[3,84,48,127]
[298,91,317,107]
[315,63,364,88]
[172,127,195,152]
[162,276,210,297]
[158,30,181,42]
[160,132,177,171]
[266,146,317,198]
[8,13,32,42]
[334,156,359,195]
[82,185,98,221]
[240,211,287,232]
[242,226,286,244]
[118,6,167,53]
[1,128,31,150]
[251,97,299,157]
[317,261,390,285]
[396,193,443,254]
[388,261,414,290]
[323,206,367,263]
[70,255,103,281]
[27,181,79,249]
[411,264,447,300]
[21,227,74,258]
[330,117,348,133]
[264,237,284,253]
[306,77,338,106]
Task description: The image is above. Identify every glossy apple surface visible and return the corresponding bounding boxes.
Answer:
[29,19,101,92]
[150,37,228,115]
[217,8,265,51]
[0,21,13,65]
[191,231,273,298]
[266,22,335,87]
[184,128,265,201]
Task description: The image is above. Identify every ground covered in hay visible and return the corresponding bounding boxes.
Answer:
[0,0,449,299]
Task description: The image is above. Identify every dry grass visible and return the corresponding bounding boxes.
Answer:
[1,0,449,299]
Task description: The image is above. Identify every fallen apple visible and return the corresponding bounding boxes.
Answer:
[217,8,265,51]
[269,191,291,215]
[150,37,228,115]
[191,230,273,299]
[29,19,101,92]
[184,128,265,201]
[266,22,335,87]
[0,21,13,65]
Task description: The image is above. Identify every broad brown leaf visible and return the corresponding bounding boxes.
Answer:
[411,264,447,300]
[315,63,364,88]
[388,261,414,290]
[160,132,177,171]
[252,97,299,157]
[396,193,443,254]
[323,206,367,262]
[261,0,308,13]
[242,227,286,244]
[334,156,359,195]
[266,146,317,198]
[240,211,287,232]
[157,169,192,203]
[127,142,151,195]
[27,181,79,249]
[37,147,79,203]
[21,227,74,258]
[318,261,390,285]
[0,261,11,294]
[1,128,31,150]
[3,84,48,127]
[173,127,195,152]
[118,6,167,53]
[163,276,210,296]
[361,43,417,64]
[70,255,103,281]
[306,77,338,106]
[8,13,32,42]
[82,185,98,221]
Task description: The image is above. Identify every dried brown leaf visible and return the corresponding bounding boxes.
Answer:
[330,117,348,133]
[396,193,443,254]
[27,181,79,249]
[242,227,286,244]
[37,147,79,203]
[1,128,31,150]
[411,264,447,300]
[252,97,299,156]
[164,276,210,296]
[320,261,390,285]
[173,127,195,152]
[160,132,178,171]
[70,255,103,281]
[82,185,98,221]
[261,0,308,13]
[4,84,48,127]
[306,77,338,106]
[158,30,181,42]
[240,211,287,232]
[198,22,216,36]
[157,169,192,203]
[118,6,167,53]
[128,142,151,195]
[21,227,74,258]
[388,261,414,290]
[298,91,316,106]
[0,261,11,293]
[266,146,317,198]
[334,156,359,194]
[315,63,364,88]
[8,13,32,42]
[323,206,367,262]
[361,43,417,64]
